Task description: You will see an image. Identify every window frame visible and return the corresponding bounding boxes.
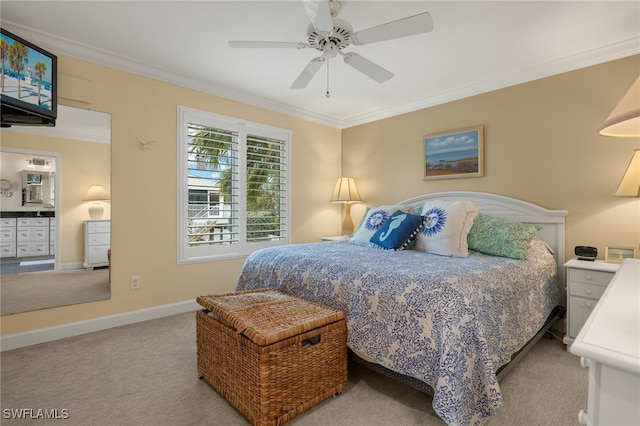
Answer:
[177,106,291,263]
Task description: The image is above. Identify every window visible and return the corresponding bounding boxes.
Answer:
[178,106,290,263]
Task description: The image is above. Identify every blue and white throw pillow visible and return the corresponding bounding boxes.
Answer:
[369,210,426,250]
[350,204,415,245]
[414,200,479,257]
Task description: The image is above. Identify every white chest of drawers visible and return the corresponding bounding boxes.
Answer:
[570,259,640,426]
[563,259,619,346]
[83,220,110,270]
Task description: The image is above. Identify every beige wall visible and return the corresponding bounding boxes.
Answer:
[2,53,638,337]
[1,54,342,335]
[1,133,110,265]
[342,55,640,263]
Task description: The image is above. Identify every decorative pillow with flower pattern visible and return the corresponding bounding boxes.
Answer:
[414,200,479,257]
[467,213,541,259]
[350,204,415,245]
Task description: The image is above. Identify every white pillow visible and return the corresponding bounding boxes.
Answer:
[350,204,416,245]
[414,200,479,257]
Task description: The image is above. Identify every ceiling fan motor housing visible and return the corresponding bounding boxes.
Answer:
[307,18,353,58]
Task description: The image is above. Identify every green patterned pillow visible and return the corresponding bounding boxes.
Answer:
[467,213,541,259]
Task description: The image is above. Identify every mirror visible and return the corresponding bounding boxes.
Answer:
[0,105,111,315]
[22,171,55,206]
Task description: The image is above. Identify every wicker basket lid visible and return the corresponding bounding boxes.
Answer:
[197,289,345,346]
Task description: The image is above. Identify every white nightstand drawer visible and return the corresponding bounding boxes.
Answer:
[570,268,613,286]
[570,281,607,300]
[87,221,110,233]
[88,233,110,245]
[568,296,598,338]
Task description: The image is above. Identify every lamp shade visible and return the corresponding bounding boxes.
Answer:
[598,76,640,137]
[614,149,640,197]
[330,177,362,203]
[83,185,110,201]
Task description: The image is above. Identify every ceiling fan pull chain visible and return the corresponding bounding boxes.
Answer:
[326,60,331,98]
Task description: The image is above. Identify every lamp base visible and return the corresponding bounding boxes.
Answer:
[88,203,104,220]
[341,203,355,236]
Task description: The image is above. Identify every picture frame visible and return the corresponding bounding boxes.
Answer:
[423,126,484,180]
[604,246,638,263]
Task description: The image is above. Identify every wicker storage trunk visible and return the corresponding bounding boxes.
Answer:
[196,289,347,426]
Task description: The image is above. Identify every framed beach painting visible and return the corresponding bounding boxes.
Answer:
[604,246,637,263]
[423,126,484,180]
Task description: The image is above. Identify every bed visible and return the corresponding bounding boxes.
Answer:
[235,191,568,425]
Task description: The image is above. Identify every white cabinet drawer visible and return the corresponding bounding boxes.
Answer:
[87,245,109,265]
[0,227,15,242]
[570,281,607,300]
[568,296,598,338]
[16,227,49,242]
[88,233,110,246]
[16,218,30,226]
[87,221,110,233]
[17,217,49,227]
[0,243,16,258]
[570,268,614,286]
[0,218,16,227]
[17,242,49,257]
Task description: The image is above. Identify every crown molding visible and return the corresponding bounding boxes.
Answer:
[340,37,640,128]
[3,21,638,130]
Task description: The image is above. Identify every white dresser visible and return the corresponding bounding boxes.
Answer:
[570,258,640,426]
[83,220,110,270]
[563,259,619,346]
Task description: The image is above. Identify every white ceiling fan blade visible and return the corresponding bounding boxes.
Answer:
[290,57,325,89]
[229,41,308,49]
[303,0,333,34]
[353,12,433,45]
[342,52,394,83]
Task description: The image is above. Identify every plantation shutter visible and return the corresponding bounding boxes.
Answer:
[186,123,239,247]
[245,133,288,243]
[178,106,290,263]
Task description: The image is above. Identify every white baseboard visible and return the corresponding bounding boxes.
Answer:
[1,299,200,351]
[59,262,84,270]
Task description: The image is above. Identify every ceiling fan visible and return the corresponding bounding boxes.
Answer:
[228,0,433,96]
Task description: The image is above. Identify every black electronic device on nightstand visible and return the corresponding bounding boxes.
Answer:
[575,245,598,261]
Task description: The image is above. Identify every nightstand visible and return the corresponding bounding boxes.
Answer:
[321,235,350,241]
[563,258,619,346]
[83,220,111,270]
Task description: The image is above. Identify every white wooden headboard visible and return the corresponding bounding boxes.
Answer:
[399,191,569,286]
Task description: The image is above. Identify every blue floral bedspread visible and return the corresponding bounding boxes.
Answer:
[235,239,560,426]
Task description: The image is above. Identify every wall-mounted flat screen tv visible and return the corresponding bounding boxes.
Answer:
[1,28,57,127]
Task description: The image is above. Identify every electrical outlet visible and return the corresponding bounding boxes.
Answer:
[130,275,141,290]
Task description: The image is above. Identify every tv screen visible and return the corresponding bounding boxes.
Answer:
[27,173,42,184]
[1,28,57,127]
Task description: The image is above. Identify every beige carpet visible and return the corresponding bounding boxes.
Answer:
[1,269,110,315]
[0,312,587,425]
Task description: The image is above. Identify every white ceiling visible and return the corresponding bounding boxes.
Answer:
[1,1,639,129]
